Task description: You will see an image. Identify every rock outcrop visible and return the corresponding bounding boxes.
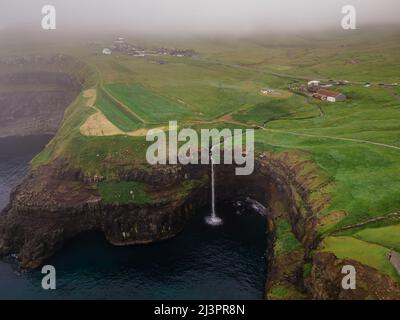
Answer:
[309,252,400,299]
[0,163,208,268]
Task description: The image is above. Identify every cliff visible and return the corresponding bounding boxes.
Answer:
[0,55,85,138]
[1,150,399,298]
[0,161,208,268]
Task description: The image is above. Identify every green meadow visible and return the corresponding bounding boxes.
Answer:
[322,236,400,282]
[105,83,192,123]
[97,88,143,131]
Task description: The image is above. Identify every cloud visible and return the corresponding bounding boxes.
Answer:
[1,0,399,35]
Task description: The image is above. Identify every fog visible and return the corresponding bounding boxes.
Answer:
[1,0,400,35]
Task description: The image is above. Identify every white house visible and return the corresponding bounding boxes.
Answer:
[327,96,336,103]
[102,48,112,55]
[308,80,321,87]
[307,80,321,93]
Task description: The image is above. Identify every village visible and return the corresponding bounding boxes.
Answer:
[288,79,348,103]
[306,80,348,102]
[97,37,197,58]
[286,78,399,103]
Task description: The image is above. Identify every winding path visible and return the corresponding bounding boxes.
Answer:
[389,251,400,274]
[257,126,400,151]
[331,212,400,234]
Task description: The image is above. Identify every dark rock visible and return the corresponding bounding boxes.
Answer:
[309,252,400,300]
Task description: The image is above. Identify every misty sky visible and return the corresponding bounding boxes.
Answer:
[1,0,399,35]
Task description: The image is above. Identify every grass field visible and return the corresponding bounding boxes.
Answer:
[322,236,400,282]
[97,180,151,205]
[96,88,143,131]
[352,224,400,252]
[105,83,192,123]
[95,55,292,123]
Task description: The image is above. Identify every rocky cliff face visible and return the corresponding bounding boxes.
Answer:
[0,152,305,269]
[259,153,400,300]
[309,252,400,299]
[0,56,82,138]
[0,162,208,268]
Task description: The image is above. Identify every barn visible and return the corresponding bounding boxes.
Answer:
[315,89,346,102]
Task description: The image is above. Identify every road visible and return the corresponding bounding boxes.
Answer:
[389,251,400,274]
[255,126,400,151]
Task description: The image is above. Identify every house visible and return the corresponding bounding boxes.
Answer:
[307,80,321,92]
[102,48,112,55]
[315,89,346,102]
[308,80,320,87]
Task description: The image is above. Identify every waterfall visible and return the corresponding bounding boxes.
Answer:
[205,146,223,226]
[211,158,216,217]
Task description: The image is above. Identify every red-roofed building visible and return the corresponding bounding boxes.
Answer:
[313,89,347,102]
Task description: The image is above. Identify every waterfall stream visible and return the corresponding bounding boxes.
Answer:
[205,145,223,226]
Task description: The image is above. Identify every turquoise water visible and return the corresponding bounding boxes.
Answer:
[0,135,267,300]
